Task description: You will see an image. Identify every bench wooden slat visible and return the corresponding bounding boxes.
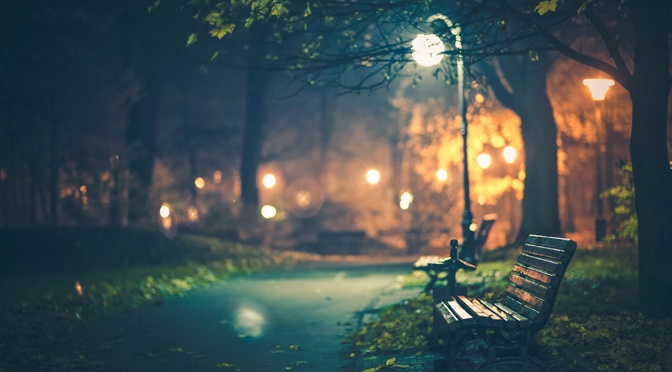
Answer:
[512,264,558,286]
[526,235,576,254]
[435,301,462,331]
[509,273,551,298]
[506,285,549,312]
[493,302,531,328]
[517,253,563,274]
[446,299,476,326]
[456,296,491,326]
[523,242,570,261]
[504,296,543,324]
[464,298,506,328]
[476,299,518,328]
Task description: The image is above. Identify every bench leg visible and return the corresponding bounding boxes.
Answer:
[475,333,545,372]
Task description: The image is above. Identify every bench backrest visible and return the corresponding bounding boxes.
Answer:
[474,215,496,248]
[504,234,576,333]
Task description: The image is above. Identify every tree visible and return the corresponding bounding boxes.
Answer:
[181,0,671,315]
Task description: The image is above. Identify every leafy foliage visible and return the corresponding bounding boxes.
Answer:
[601,163,637,244]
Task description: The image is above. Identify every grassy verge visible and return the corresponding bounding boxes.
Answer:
[351,246,672,371]
[0,227,288,370]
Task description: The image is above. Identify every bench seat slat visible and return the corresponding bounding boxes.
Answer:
[517,253,563,274]
[504,296,543,324]
[476,299,519,329]
[494,302,531,328]
[464,297,506,328]
[456,296,492,326]
[435,301,463,331]
[512,264,558,286]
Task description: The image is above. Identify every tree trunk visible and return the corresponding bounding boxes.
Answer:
[239,67,267,209]
[127,93,157,224]
[484,56,562,242]
[629,2,672,317]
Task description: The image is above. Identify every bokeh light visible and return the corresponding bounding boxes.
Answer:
[365,169,381,185]
[285,179,324,218]
[476,153,492,169]
[469,223,478,232]
[261,205,277,219]
[262,173,276,189]
[194,177,205,190]
[503,146,517,164]
[436,169,447,181]
[235,307,266,338]
[159,203,171,218]
[213,170,223,184]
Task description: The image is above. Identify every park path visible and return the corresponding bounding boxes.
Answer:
[64,261,415,371]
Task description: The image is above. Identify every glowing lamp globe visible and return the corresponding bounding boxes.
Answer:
[412,34,445,67]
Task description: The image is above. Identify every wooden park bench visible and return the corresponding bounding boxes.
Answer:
[432,234,577,371]
[413,215,496,294]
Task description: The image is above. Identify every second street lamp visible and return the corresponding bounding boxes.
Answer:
[583,78,614,242]
[412,15,475,261]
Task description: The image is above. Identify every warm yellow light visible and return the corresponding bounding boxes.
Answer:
[75,281,83,296]
[411,34,445,67]
[436,169,448,181]
[366,169,381,185]
[503,146,517,164]
[159,203,171,218]
[161,216,173,230]
[79,185,87,194]
[476,153,492,169]
[478,196,487,205]
[583,78,615,101]
[295,190,312,207]
[399,200,410,210]
[187,206,199,221]
[262,173,276,189]
[469,223,478,232]
[213,170,223,184]
[194,177,205,189]
[260,205,277,219]
[400,191,414,203]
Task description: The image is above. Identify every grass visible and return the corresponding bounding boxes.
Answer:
[0,226,288,371]
[351,246,672,371]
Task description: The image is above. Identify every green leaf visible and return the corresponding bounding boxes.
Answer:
[186,33,198,47]
[534,0,558,15]
[147,0,161,13]
[211,51,220,61]
[304,2,311,17]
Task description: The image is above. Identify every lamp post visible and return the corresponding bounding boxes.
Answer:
[412,16,475,261]
[583,78,614,242]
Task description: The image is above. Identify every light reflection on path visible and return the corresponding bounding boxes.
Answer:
[70,261,413,371]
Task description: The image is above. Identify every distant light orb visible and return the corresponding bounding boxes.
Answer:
[436,169,448,181]
[476,153,492,169]
[161,216,173,230]
[187,206,199,221]
[503,146,518,164]
[159,203,171,218]
[400,191,414,203]
[412,34,445,67]
[365,169,381,185]
[399,200,410,210]
[295,190,312,207]
[478,196,487,205]
[194,177,206,189]
[262,173,276,189]
[469,223,478,232]
[213,170,223,184]
[260,205,277,219]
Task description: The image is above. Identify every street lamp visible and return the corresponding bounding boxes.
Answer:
[583,78,614,242]
[412,15,475,261]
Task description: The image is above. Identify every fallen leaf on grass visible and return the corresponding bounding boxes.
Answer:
[214,362,235,368]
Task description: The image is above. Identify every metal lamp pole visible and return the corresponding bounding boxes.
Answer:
[411,16,474,260]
